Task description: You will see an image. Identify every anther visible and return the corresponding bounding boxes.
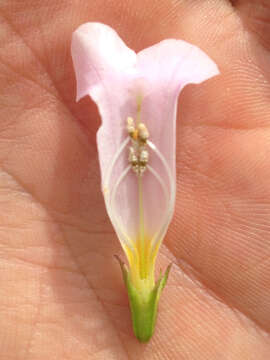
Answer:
[127,117,150,176]
[137,123,149,143]
[139,149,149,166]
[127,117,136,138]
[128,147,138,166]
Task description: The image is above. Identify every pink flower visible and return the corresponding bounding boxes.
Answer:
[71,22,219,342]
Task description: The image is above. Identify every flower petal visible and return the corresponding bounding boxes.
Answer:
[71,23,138,194]
[71,22,137,101]
[71,23,219,256]
[137,39,219,90]
[135,39,219,174]
[132,39,219,248]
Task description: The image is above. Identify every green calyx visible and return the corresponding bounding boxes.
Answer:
[116,256,171,343]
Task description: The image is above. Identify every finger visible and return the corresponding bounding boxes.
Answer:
[233,0,270,49]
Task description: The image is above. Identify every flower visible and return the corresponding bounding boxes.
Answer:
[71,22,219,342]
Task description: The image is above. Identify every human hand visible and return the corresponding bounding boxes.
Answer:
[0,0,269,359]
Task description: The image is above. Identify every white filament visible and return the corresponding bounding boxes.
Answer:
[109,164,136,251]
[111,164,131,219]
[103,136,135,251]
[104,136,130,189]
[147,140,176,252]
[147,165,169,206]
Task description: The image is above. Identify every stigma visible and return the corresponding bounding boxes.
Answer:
[127,117,149,176]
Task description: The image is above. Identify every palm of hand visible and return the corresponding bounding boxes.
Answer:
[0,1,270,358]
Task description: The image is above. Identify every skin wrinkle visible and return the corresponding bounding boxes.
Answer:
[169,193,270,315]
[22,279,42,360]
[184,122,270,131]
[0,156,111,251]
[0,52,60,102]
[0,156,123,356]
[58,227,132,360]
[171,138,270,334]
[0,104,96,218]
[5,247,79,273]
[0,154,129,355]
[0,7,100,149]
[168,223,270,332]
[0,185,129,359]
[0,164,43,209]
[177,151,254,201]
[0,13,60,101]
[0,6,100,141]
[1,166,82,360]
[177,126,270,199]
[232,1,270,51]
[156,244,270,353]
[242,252,270,281]
[168,248,270,337]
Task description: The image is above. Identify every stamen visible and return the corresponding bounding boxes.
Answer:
[126,117,150,176]
[137,123,149,143]
[139,149,149,166]
[127,117,136,138]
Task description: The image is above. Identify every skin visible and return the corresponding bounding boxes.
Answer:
[0,0,270,358]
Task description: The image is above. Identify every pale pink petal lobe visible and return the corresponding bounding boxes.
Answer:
[71,22,137,101]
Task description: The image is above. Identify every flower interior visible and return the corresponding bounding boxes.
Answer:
[104,94,175,296]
